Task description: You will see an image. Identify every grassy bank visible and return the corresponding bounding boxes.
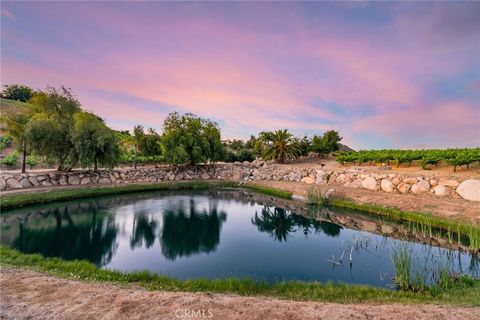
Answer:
[1,246,479,305]
[242,183,293,199]
[0,180,238,210]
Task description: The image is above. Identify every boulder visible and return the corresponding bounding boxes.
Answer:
[433,185,450,197]
[68,175,80,185]
[28,176,40,187]
[59,175,68,185]
[456,179,480,201]
[300,176,315,184]
[438,179,459,188]
[349,178,363,188]
[429,179,438,187]
[6,178,23,189]
[380,179,395,193]
[98,178,111,184]
[397,182,411,194]
[361,177,377,190]
[41,180,53,186]
[19,178,32,188]
[411,180,430,195]
[80,177,90,185]
[0,177,6,191]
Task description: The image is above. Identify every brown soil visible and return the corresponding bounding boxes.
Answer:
[251,180,480,223]
[1,268,479,320]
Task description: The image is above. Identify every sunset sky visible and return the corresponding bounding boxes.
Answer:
[1,1,479,149]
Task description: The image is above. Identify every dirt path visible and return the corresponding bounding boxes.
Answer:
[0,268,478,320]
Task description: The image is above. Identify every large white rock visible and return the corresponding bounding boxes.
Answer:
[411,180,430,195]
[361,177,377,190]
[380,179,395,193]
[456,179,480,201]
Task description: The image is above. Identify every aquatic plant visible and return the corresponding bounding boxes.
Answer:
[391,243,412,290]
[306,186,329,206]
[467,226,480,252]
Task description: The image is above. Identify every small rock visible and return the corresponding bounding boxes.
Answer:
[430,179,438,187]
[391,177,401,185]
[438,179,459,188]
[433,185,450,197]
[456,179,480,201]
[403,177,417,184]
[301,176,315,184]
[397,182,411,194]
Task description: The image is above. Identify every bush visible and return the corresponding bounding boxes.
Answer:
[26,155,38,169]
[0,136,12,152]
[1,151,18,168]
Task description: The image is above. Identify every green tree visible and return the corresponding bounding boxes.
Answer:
[0,108,33,173]
[161,112,224,165]
[27,86,82,170]
[71,112,120,171]
[312,130,342,155]
[260,129,300,164]
[1,84,34,102]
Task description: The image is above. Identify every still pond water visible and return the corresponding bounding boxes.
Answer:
[1,190,478,288]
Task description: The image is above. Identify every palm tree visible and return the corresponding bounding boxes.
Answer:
[260,129,300,164]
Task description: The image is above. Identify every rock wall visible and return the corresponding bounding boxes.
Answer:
[1,159,479,202]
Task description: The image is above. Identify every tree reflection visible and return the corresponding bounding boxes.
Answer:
[252,207,295,242]
[160,199,227,260]
[252,206,342,241]
[130,212,158,249]
[11,205,118,266]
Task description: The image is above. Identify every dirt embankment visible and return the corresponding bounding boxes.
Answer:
[1,268,479,320]
[251,180,480,223]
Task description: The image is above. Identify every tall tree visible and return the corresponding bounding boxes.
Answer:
[71,112,120,171]
[260,129,300,164]
[161,112,224,165]
[27,86,82,170]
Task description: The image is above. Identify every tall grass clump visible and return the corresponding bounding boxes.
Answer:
[467,226,480,252]
[306,186,329,206]
[391,243,412,290]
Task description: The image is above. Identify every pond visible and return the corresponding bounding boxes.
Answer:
[1,190,478,288]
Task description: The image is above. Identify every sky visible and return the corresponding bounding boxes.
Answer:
[1,1,479,150]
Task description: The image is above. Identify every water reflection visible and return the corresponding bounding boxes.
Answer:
[160,199,227,260]
[130,212,157,249]
[252,206,342,241]
[10,206,118,266]
[1,190,478,286]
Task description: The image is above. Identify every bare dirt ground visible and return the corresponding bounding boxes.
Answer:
[1,268,479,320]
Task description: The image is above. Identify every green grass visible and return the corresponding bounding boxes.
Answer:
[1,246,479,305]
[243,183,292,199]
[0,180,237,210]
